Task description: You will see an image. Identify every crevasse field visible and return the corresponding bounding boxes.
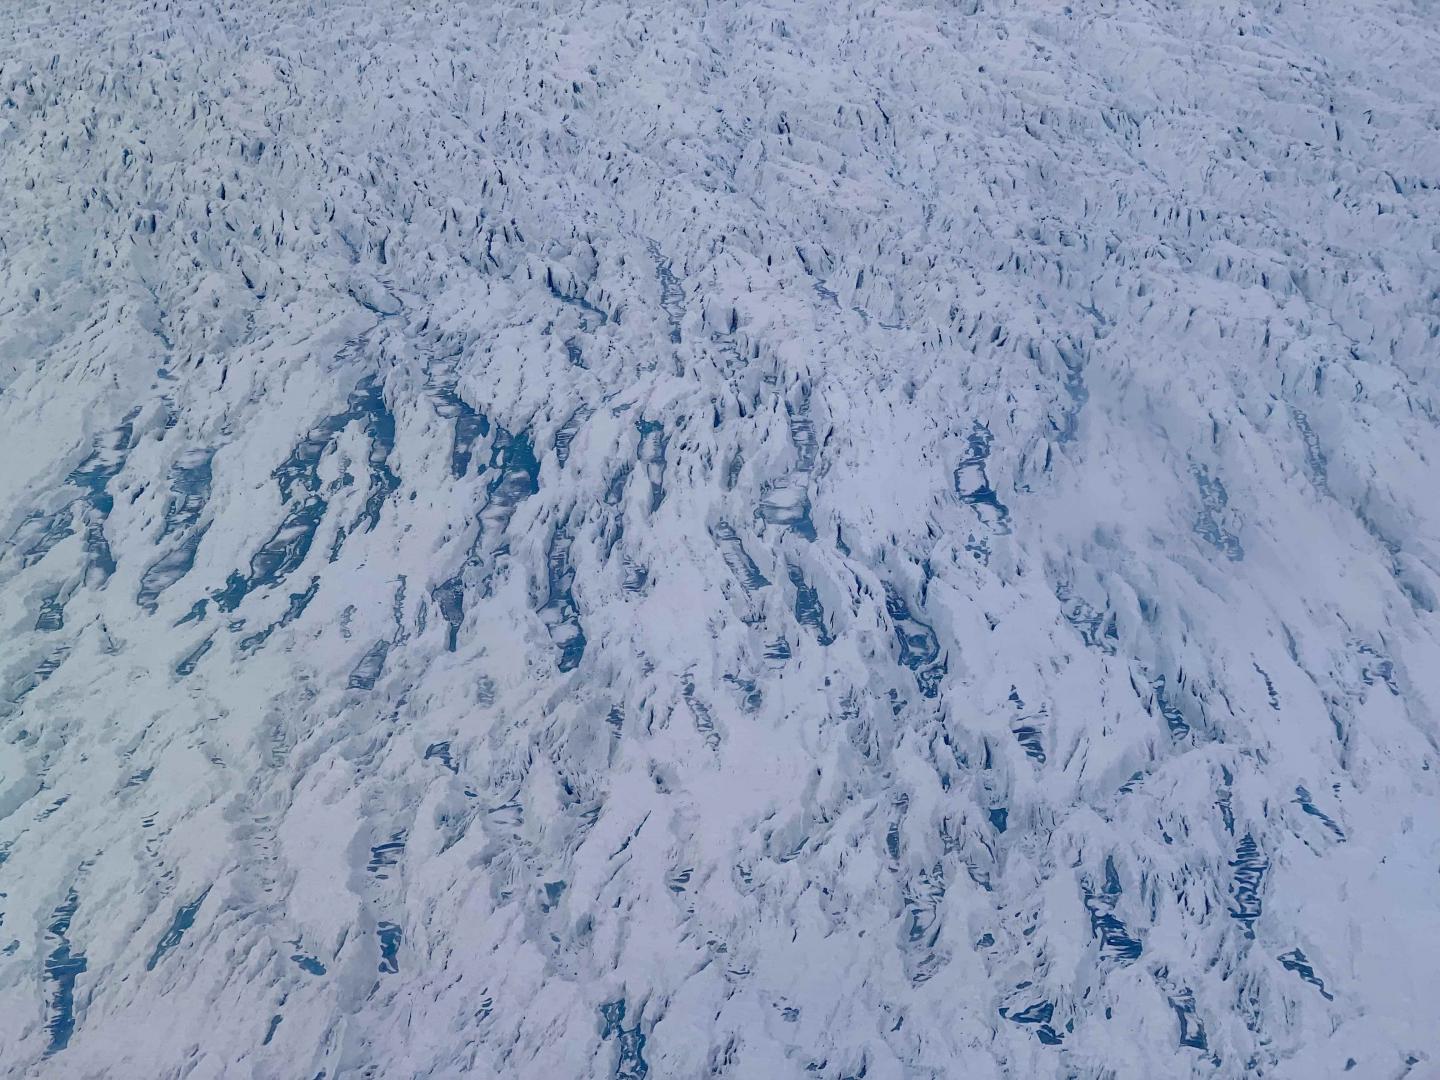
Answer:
[2,1,1439,1076]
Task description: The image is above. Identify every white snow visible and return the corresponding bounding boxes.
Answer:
[2,0,1439,1076]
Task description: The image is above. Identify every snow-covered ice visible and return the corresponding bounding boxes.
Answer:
[2,0,1440,1076]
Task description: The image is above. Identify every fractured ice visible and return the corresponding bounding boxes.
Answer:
[2,0,1439,1076]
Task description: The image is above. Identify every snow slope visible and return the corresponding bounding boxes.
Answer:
[2,0,1440,1076]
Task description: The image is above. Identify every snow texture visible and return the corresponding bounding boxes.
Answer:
[2,0,1440,1076]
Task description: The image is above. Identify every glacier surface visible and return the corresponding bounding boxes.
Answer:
[2,0,1440,1076]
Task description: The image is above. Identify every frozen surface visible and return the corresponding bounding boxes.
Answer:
[2,0,1440,1076]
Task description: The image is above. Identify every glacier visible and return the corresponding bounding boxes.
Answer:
[2,0,1439,1076]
